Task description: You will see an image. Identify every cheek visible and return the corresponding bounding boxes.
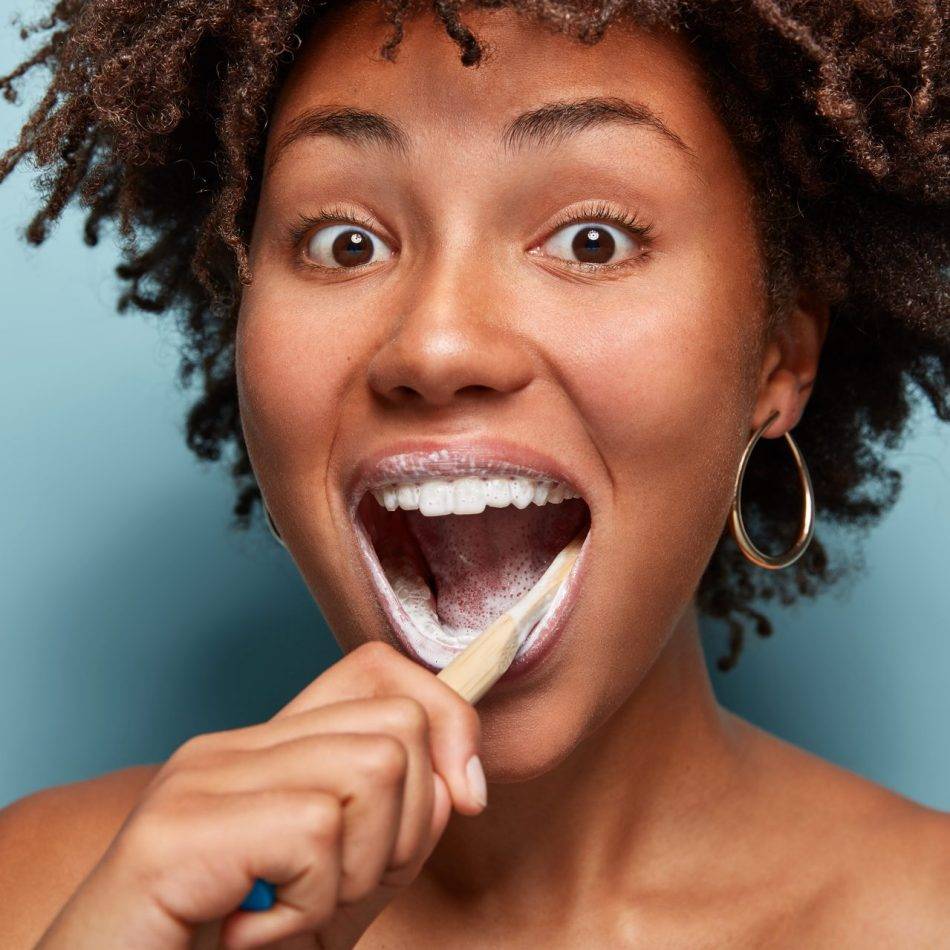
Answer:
[236,280,355,478]
[558,252,761,563]
[571,299,750,452]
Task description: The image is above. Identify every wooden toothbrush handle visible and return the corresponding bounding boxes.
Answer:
[436,614,520,704]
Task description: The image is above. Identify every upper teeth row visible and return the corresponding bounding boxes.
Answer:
[370,476,581,516]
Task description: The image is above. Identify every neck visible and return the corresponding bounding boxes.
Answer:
[417,604,747,917]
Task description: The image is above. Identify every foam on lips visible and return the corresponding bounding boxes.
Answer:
[359,473,590,668]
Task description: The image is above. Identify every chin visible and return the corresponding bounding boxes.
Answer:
[477,717,590,783]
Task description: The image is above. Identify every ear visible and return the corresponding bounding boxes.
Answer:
[752,289,830,437]
[752,291,829,439]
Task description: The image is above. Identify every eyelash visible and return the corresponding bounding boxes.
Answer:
[542,200,655,274]
[287,199,655,275]
[287,204,382,269]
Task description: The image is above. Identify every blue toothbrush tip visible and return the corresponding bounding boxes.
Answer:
[240,878,276,911]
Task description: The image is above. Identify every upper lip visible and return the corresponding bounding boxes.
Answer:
[344,438,589,513]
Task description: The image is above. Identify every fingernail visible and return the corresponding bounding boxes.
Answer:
[465,754,487,808]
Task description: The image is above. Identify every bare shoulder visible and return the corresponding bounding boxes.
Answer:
[728,713,950,946]
[807,787,950,946]
[823,789,950,945]
[0,763,162,948]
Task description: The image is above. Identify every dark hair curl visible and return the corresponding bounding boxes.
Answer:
[1,0,947,670]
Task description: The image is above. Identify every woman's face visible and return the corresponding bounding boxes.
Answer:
[238,2,807,779]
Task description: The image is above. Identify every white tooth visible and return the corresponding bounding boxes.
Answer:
[419,479,453,516]
[548,484,566,504]
[397,483,420,511]
[383,486,398,511]
[511,477,534,509]
[371,488,386,506]
[453,477,486,515]
[533,480,552,506]
[484,478,512,508]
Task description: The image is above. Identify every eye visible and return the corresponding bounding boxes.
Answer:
[304,223,393,270]
[290,207,396,273]
[535,201,654,271]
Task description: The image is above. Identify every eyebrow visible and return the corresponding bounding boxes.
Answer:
[266,95,700,176]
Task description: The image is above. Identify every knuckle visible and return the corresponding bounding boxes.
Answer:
[355,733,408,786]
[301,794,343,846]
[170,731,219,763]
[351,640,398,675]
[383,696,429,742]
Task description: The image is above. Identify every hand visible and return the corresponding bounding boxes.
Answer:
[36,641,486,950]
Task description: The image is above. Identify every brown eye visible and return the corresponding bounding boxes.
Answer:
[572,225,615,264]
[304,224,393,270]
[542,220,644,268]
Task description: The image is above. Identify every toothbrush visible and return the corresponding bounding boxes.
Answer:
[241,530,585,911]
[434,529,584,702]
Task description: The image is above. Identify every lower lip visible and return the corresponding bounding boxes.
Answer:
[350,509,591,687]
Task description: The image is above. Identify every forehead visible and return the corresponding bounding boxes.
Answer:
[264,3,740,189]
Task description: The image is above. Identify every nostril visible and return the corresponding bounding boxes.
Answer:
[377,382,506,407]
[391,385,422,402]
[457,384,496,398]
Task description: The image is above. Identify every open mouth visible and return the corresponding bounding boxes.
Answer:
[352,471,592,671]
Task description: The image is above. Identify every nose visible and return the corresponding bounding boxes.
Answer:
[367,268,534,408]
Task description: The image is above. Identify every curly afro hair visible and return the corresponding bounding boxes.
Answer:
[1,0,947,670]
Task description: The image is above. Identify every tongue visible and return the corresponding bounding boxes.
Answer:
[404,501,585,638]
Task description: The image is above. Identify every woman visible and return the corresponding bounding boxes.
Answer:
[1,0,947,946]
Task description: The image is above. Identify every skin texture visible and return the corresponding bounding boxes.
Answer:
[1,5,949,949]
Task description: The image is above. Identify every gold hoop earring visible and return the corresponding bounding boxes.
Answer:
[264,503,287,549]
[729,409,815,570]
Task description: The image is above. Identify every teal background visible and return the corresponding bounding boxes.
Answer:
[2,4,948,812]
